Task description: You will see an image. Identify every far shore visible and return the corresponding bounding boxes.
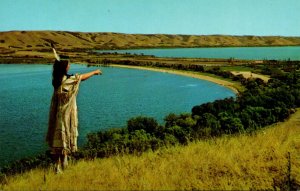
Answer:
[110,64,239,94]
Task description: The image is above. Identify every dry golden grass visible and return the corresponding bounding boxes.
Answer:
[2,110,300,190]
[1,31,300,52]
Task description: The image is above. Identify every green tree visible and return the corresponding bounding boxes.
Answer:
[218,112,244,134]
[195,113,221,137]
[127,116,159,134]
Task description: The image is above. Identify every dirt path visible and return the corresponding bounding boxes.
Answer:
[231,71,270,82]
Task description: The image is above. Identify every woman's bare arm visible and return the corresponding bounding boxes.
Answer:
[80,69,102,81]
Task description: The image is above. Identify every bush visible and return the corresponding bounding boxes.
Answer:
[127,116,159,134]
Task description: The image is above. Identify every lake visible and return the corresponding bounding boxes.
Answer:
[97,46,300,60]
[0,64,235,167]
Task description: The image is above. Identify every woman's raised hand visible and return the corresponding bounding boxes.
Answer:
[80,69,102,81]
[94,69,102,75]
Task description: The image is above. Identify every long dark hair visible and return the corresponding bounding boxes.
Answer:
[52,60,69,89]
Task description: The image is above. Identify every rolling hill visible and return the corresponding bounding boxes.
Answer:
[1,31,300,53]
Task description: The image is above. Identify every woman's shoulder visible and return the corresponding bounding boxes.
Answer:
[66,74,74,79]
[63,73,81,83]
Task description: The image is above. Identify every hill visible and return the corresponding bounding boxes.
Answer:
[1,31,300,53]
[2,110,300,190]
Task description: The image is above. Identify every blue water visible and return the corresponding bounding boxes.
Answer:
[0,64,235,167]
[97,46,300,60]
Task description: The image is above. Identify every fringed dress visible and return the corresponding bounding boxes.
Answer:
[46,74,82,155]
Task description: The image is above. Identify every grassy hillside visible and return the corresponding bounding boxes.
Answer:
[1,31,300,53]
[2,110,300,190]
[1,30,299,64]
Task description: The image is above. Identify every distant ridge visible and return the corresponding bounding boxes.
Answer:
[1,31,300,52]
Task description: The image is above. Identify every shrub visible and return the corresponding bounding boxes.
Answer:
[127,116,159,134]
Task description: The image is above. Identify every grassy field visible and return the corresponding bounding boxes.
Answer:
[1,31,299,67]
[2,109,300,190]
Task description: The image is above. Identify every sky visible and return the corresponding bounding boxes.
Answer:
[0,0,299,36]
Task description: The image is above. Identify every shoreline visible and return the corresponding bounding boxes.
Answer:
[110,64,239,94]
[0,62,240,94]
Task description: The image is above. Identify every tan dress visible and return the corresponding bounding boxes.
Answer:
[46,74,82,155]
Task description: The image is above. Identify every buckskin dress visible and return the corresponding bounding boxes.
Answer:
[46,74,82,155]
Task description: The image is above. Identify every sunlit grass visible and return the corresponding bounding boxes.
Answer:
[3,110,300,190]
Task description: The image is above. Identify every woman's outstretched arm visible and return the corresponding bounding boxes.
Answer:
[80,69,102,81]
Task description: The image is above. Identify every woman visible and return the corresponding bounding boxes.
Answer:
[46,59,102,173]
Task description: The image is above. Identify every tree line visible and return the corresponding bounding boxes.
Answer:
[77,68,300,159]
[79,59,300,158]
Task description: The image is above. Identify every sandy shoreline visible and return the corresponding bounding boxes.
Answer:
[110,64,239,94]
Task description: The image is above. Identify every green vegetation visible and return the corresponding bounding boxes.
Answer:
[220,65,253,71]
[3,110,300,190]
[0,55,298,191]
[1,59,300,184]
[78,60,300,160]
